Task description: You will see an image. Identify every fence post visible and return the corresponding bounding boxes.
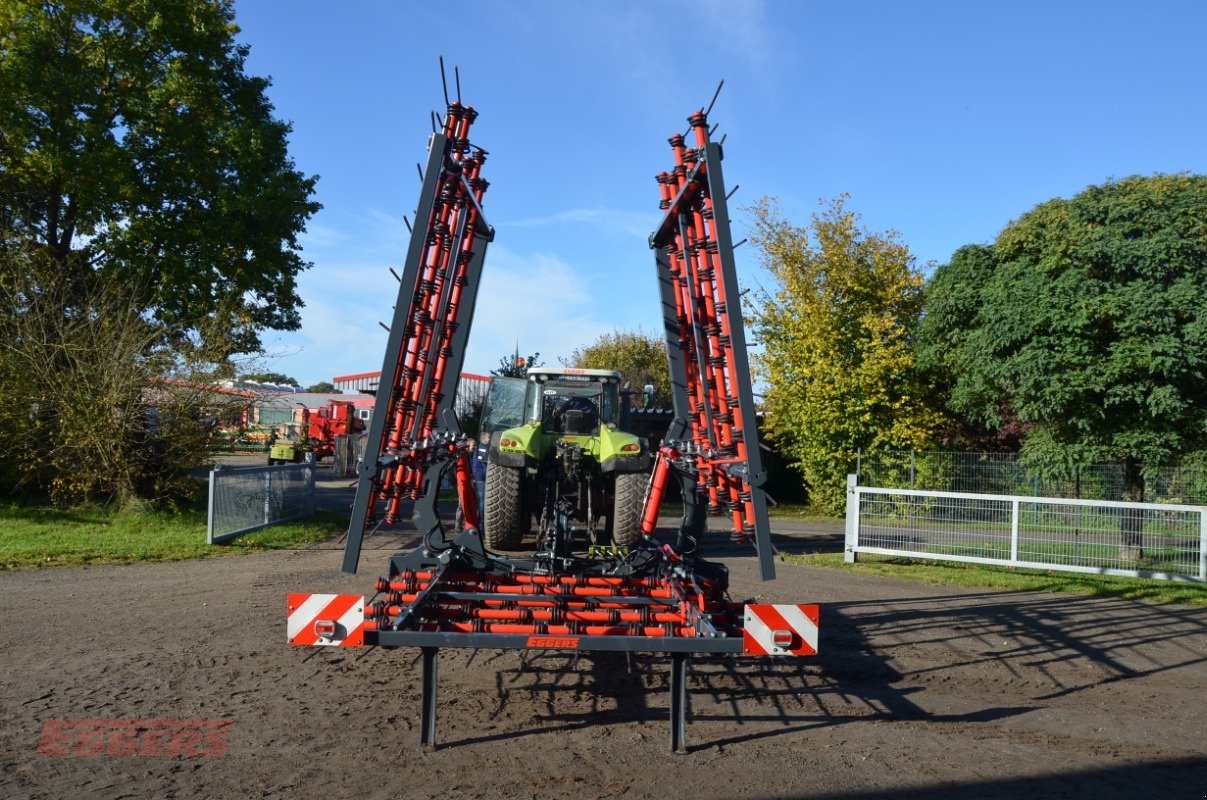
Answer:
[1010,499,1020,564]
[1200,510,1206,582]
[909,450,916,490]
[305,462,316,516]
[207,467,218,545]
[263,468,272,526]
[844,474,858,563]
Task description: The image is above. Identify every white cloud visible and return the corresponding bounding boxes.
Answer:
[463,247,613,374]
[267,241,627,386]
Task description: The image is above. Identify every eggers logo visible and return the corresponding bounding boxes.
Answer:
[38,718,233,757]
[526,636,581,649]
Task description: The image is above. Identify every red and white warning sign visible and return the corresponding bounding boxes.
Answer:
[287,594,367,647]
[742,604,819,656]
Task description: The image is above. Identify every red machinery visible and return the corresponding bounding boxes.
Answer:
[305,400,364,460]
[290,74,817,753]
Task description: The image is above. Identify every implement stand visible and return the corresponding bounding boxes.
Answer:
[395,632,729,752]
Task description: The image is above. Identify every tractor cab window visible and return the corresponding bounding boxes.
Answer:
[598,381,619,427]
[541,386,600,434]
[481,377,527,435]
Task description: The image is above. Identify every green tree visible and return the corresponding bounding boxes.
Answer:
[915,244,1025,449]
[491,346,542,378]
[0,0,319,356]
[564,329,671,407]
[747,196,941,513]
[922,174,1207,554]
[305,381,338,394]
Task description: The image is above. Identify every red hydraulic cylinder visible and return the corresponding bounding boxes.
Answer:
[453,445,479,531]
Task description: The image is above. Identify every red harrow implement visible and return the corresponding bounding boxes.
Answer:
[291,77,818,753]
[644,103,776,580]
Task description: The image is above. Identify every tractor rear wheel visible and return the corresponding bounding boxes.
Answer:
[483,465,524,550]
[609,471,646,549]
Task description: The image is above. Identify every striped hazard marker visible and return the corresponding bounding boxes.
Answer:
[287,594,367,647]
[742,604,819,656]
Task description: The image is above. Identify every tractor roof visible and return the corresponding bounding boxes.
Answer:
[527,367,621,380]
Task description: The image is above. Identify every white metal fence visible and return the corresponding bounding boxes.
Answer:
[844,476,1207,582]
[207,462,316,544]
[856,450,1207,505]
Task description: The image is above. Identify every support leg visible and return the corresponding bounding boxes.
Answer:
[420,646,439,748]
[670,651,688,753]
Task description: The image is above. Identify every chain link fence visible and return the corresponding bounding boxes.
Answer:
[207,462,316,544]
[857,450,1207,506]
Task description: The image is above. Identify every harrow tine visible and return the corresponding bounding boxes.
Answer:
[704,78,724,117]
[439,55,449,107]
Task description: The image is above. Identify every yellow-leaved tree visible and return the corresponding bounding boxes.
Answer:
[747,196,941,513]
[564,329,671,408]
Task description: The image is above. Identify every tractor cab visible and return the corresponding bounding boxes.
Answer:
[526,368,620,436]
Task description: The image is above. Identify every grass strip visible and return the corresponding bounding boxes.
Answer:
[0,503,344,571]
[781,551,1207,606]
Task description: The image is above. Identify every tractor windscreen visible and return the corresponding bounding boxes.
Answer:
[481,377,527,435]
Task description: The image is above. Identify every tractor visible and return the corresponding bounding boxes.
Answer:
[480,368,651,552]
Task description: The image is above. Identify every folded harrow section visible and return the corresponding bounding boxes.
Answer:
[342,100,493,574]
[645,110,775,580]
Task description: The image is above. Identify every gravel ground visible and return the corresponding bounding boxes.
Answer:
[2,484,1205,799]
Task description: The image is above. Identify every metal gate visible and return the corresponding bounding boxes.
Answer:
[207,463,316,544]
[844,476,1207,582]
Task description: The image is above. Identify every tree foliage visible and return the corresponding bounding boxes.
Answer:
[915,244,1026,449]
[0,0,319,356]
[0,250,244,506]
[491,347,542,378]
[305,381,337,394]
[920,174,1207,497]
[747,196,940,513]
[564,329,671,407]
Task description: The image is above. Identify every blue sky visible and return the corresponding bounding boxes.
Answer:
[231,0,1207,387]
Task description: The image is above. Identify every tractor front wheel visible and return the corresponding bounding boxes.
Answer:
[483,465,524,550]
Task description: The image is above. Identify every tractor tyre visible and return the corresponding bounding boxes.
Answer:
[484,465,524,550]
[610,471,646,549]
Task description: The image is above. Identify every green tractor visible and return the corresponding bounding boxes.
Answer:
[480,368,652,552]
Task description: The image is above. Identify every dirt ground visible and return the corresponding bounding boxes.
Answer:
[2,499,1206,799]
